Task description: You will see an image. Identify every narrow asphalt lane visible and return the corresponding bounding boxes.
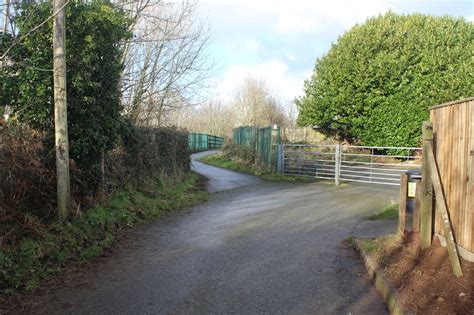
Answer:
[191,150,261,192]
[30,151,398,314]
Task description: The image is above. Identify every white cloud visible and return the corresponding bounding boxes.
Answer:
[201,0,394,34]
[285,52,297,62]
[224,38,262,55]
[200,0,473,102]
[215,60,308,102]
[243,39,262,54]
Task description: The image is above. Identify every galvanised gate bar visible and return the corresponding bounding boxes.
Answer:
[279,144,422,186]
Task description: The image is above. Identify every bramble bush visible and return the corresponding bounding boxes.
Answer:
[296,13,474,147]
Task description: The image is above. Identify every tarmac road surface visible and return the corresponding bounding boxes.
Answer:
[29,151,398,314]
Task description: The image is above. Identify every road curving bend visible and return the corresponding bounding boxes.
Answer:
[30,150,398,314]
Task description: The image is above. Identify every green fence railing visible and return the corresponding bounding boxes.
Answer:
[188,133,225,152]
[232,125,280,170]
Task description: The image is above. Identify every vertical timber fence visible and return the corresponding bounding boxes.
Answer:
[428,97,474,260]
[188,133,224,152]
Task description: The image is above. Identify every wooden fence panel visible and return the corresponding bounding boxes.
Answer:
[430,97,474,253]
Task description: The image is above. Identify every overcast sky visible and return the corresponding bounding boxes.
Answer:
[197,0,473,103]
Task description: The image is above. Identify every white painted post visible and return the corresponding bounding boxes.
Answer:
[281,144,285,173]
[335,144,341,186]
[277,144,283,173]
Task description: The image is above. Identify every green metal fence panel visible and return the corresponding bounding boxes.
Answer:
[188,133,225,152]
[232,125,280,170]
[208,135,224,149]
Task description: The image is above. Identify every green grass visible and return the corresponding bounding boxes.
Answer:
[365,203,399,220]
[345,235,378,253]
[0,172,209,295]
[199,154,255,174]
[199,153,316,182]
[346,235,398,254]
[347,234,403,263]
[359,239,379,253]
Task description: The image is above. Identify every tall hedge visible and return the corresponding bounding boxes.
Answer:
[0,125,190,218]
[0,0,131,177]
[296,13,474,146]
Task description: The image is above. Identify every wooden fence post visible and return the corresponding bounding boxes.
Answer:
[426,142,463,277]
[335,144,341,186]
[412,180,422,232]
[420,121,434,249]
[271,125,279,171]
[398,174,408,234]
[277,144,283,173]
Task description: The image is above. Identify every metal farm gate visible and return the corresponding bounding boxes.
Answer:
[280,144,422,186]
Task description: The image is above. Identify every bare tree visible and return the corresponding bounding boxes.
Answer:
[116,0,212,126]
[170,77,291,136]
[233,77,286,127]
[170,100,235,137]
[284,100,298,128]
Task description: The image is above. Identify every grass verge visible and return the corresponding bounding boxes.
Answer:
[365,203,399,220]
[199,153,254,174]
[347,234,403,262]
[199,153,315,182]
[0,172,208,296]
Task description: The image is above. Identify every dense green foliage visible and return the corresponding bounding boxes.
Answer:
[296,13,474,146]
[0,173,208,294]
[0,126,190,218]
[0,0,131,173]
[117,127,191,185]
[0,0,200,297]
[0,124,192,296]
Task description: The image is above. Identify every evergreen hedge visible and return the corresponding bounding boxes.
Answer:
[296,13,474,147]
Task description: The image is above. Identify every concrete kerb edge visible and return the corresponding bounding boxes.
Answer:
[353,239,408,315]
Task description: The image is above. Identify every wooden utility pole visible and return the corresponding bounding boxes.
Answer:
[2,0,9,39]
[53,0,70,219]
[1,0,9,57]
